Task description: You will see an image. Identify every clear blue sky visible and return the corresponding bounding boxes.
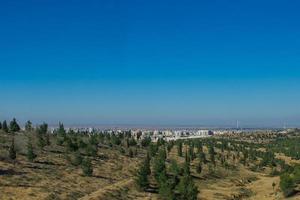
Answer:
[0,0,300,127]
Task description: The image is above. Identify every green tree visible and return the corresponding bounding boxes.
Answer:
[56,122,66,145]
[141,136,151,147]
[169,159,181,190]
[149,143,158,157]
[136,157,151,190]
[25,120,33,132]
[46,131,50,146]
[189,144,195,161]
[178,141,183,157]
[81,157,93,176]
[196,161,202,174]
[0,121,2,130]
[9,118,20,133]
[209,145,216,167]
[280,173,295,197]
[9,138,16,160]
[65,136,79,152]
[183,159,191,175]
[27,140,37,162]
[2,120,9,133]
[158,173,174,200]
[85,144,97,157]
[199,151,207,164]
[37,123,48,149]
[144,152,151,175]
[153,154,166,181]
[197,141,203,153]
[177,173,198,200]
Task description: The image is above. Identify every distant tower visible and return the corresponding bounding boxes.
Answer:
[283,122,287,130]
[236,120,239,130]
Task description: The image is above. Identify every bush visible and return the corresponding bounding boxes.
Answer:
[85,144,97,157]
[70,152,83,166]
[280,173,295,197]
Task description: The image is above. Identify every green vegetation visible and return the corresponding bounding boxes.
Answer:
[136,153,151,190]
[2,120,9,133]
[27,139,37,162]
[9,118,20,133]
[25,120,33,132]
[280,165,300,197]
[0,118,300,199]
[9,137,16,160]
[81,157,93,176]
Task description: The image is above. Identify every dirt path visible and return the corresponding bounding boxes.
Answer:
[79,179,134,200]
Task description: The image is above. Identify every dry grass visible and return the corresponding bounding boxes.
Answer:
[1,132,299,200]
[0,132,144,200]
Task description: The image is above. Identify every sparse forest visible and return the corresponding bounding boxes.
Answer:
[0,118,300,199]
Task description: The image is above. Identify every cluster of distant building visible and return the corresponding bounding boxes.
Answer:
[48,126,243,141]
[46,125,297,142]
[136,129,243,141]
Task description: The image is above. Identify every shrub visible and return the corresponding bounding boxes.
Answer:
[280,173,295,197]
[81,158,93,176]
[70,151,83,166]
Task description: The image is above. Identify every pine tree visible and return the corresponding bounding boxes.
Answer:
[129,148,134,158]
[208,164,214,175]
[9,138,16,160]
[145,152,151,175]
[136,158,150,190]
[185,150,190,164]
[58,122,66,138]
[189,144,195,161]
[0,121,2,130]
[200,151,207,164]
[85,143,97,157]
[27,140,37,162]
[178,141,183,157]
[9,118,20,133]
[169,159,180,190]
[153,154,166,181]
[183,159,191,176]
[197,141,203,154]
[37,123,48,149]
[25,120,33,132]
[196,161,202,174]
[158,172,174,200]
[159,147,167,160]
[177,172,198,200]
[209,145,216,167]
[2,120,8,133]
[81,157,93,176]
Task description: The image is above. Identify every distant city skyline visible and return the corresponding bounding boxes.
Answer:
[1,1,300,127]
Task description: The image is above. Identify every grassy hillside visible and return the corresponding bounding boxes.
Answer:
[1,127,300,200]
